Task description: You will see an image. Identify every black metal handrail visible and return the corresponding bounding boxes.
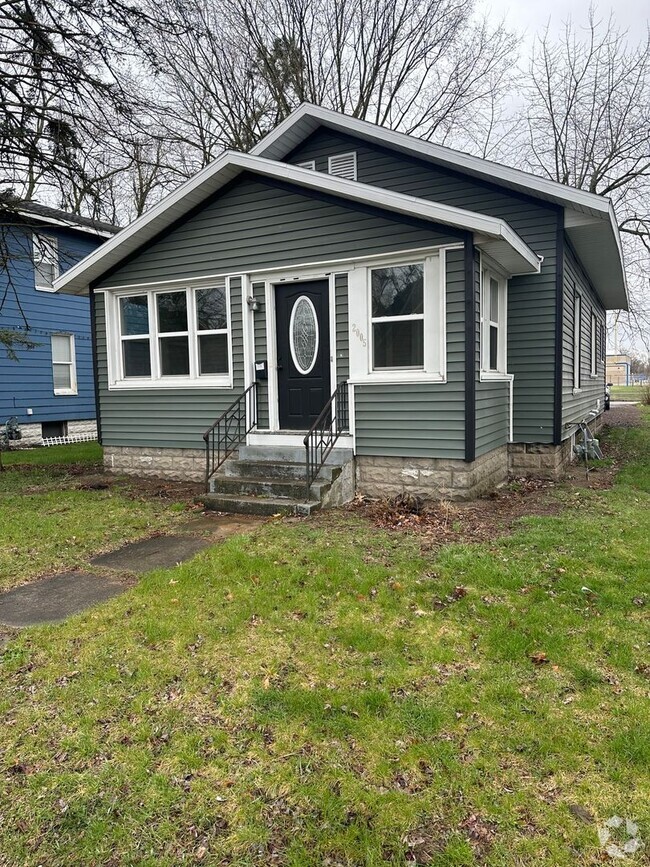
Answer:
[303,381,349,498]
[203,383,257,490]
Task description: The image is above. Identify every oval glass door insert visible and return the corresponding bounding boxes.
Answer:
[289,296,319,374]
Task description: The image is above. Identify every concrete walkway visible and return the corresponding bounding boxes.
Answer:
[0,512,262,629]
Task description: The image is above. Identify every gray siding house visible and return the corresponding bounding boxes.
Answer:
[55,105,627,513]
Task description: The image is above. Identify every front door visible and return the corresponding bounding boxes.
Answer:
[275,280,331,429]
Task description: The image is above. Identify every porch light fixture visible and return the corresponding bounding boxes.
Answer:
[247,296,260,312]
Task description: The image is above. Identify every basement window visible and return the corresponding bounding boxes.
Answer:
[328,152,357,181]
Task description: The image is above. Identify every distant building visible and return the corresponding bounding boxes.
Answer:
[0,201,118,445]
[606,354,631,386]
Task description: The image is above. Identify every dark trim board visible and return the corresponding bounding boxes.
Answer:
[464,235,476,463]
[553,209,565,445]
[89,287,102,444]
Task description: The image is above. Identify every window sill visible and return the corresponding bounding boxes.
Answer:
[480,371,512,382]
[36,285,58,293]
[348,372,446,386]
[572,387,582,395]
[108,376,233,390]
[54,389,78,396]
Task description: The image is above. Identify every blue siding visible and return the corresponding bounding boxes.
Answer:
[0,226,101,427]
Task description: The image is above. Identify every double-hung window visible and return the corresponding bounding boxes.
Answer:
[371,264,424,369]
[114,281,230,386]
[51,334,77,394]
[481,268,507,375]
[34,234,59,290]
[590,312,598,376]
[573,291,582,391]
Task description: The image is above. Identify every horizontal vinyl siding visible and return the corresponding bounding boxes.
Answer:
[0,227,99,425]
[561,242,606,432]
[95,279,245,449]
[354,248,465,459]
[289,129,559,443]
[335,273,349,385]
[98,174,460,289]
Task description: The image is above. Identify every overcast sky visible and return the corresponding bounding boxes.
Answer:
[479,0,648,45]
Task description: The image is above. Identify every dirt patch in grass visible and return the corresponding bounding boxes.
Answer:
[351,405,643,548]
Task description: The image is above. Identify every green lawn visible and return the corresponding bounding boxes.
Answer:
[610,384,648,402]
[0,443,188,589]
[0,427,648,865]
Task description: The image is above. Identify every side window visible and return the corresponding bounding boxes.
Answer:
[51,334,77,395]
[34,234,59,290]
[590,312,597,376]
[573,292,582,390]
[481,268,507,375]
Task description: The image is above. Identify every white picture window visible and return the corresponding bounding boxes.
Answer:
[371,264,424,370]
[573,291,582,391]
[481,268,507,375]
[51,334,77,394]
[347,250,445,383]
[34,234,59,290]
[590,312,598,376]
[113,281,231,386]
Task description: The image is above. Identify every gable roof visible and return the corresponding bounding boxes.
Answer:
[250,104,627,310]
[4,200,119,238]
[54,151,540,296]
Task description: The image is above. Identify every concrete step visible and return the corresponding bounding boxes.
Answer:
[239,444,354,465]
[211,474,330,500]
[221,458,340,483]
[203,493,321,517]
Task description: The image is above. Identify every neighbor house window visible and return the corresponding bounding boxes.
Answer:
[590,312,598,376]
[113,281,231,385]
[51,334,77,394]
[481,268,507,375]
[328,152,357,180]
[600,321,606,362]
[33,234,59,290]
[573,291,582,390]
[371,263,424,369]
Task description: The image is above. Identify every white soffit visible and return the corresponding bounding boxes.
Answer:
[54,152,539,295]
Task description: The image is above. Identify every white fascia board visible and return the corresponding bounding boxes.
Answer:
[54,151,539,295]
[250,103,614,219]
[17,210,115,238]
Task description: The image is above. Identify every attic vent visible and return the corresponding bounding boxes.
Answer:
[328,152,357,180]
[296,160,315,170]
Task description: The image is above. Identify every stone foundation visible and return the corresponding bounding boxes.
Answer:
[103,446,205,482]
[8,419,97,447]
[508,412,605,480]
[356,446,508,501]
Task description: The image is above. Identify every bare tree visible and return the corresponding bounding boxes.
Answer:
[144,0,518,173]
[521,10,650,348]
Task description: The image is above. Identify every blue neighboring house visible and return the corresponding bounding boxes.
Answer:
[0,200,118,445]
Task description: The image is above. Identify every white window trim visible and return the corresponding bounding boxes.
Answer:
[327,151,357,181]
[107,281,233,389]
[573,290,582,394]
[34,233,60,292]
[52,334,77,395]
[480,264,508,379]
[347,249,446,385]
[589,311,598,377]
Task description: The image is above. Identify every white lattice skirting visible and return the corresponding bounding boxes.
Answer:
[42,433,98,447]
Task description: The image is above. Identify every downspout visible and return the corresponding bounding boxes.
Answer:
[464,235,476,463]
[88,286,102,446]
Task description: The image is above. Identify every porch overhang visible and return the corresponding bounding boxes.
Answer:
[54,152,540,296]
